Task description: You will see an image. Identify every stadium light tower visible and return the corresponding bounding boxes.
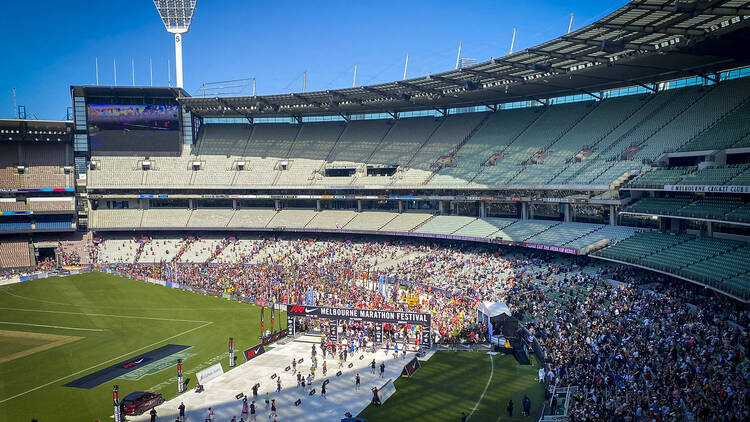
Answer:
[153,0,198,88]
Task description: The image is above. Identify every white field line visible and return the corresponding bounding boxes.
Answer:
[466,354,495,421]
[0,307,211,324]
[0,321,106,332]
[0,308,214,405]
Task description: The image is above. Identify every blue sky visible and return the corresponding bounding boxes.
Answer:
[0,0,625,120]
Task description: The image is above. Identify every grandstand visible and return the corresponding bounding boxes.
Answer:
[1,1,748,306]
[4,3,750,422]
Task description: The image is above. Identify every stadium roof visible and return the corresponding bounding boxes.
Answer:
[71,86,190,102]
[179,0,750,119]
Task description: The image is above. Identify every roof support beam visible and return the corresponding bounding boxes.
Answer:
[215,97,253,120]
[637,1,748,16]
[361,86,404,103]
[595,22,707,36]
[426,74,469,89]
[396,81,444,97]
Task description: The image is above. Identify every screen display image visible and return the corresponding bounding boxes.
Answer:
[87,104,180,153]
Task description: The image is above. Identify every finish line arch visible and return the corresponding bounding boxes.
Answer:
[284,305,432,348]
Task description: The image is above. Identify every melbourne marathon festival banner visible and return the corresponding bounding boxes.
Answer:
[285,305,431,325]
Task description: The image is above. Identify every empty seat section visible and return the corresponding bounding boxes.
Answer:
[494,220,559,242]
[228,209,278,228]
[187,209,234,228]
[0,239,31,268]
[141,209,191,228]
[413,215,476,235]
[343,212,399,231]
[452,217,518,238]
[305,210,357,229]
[379,213,433,232]
[525,222,602,247]
[267,209,316,228]
[89,209,143,229]
[430,108,540,186]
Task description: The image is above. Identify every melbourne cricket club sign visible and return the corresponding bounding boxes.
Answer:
[286,305,431,325]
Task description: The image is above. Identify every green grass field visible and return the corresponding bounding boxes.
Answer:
[359,352,545,422]
[0,272,279,422]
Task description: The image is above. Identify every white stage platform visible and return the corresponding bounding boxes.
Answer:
[130,335,414,422]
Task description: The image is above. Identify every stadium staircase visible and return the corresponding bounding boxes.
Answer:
[506,102,600,184]
[622,86,714,160]
[133,237,151,263]
[319,122,350,171]
[364,120,397,164]
[468,109,546,184]
[547,96,653,184]
[270,125,304,186]
[402,117,447,169]
[559,92,672,183]
[206,237,234,263]
[171,238,194,263]
[522,222,561,241]
[409,214,436,232]
[678,96,750,152]
[422,112,494,185]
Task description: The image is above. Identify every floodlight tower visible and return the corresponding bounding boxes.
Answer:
[153,0,198,88]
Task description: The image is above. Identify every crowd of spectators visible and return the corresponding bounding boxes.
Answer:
[95,234,749,421]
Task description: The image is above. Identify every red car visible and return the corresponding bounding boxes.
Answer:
[120,391,165,416]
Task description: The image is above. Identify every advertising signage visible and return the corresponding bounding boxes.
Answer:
[286,305,431,325]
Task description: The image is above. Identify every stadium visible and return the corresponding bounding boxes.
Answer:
[1,0,750,421]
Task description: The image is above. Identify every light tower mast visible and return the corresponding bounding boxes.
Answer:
[153,0,198,88]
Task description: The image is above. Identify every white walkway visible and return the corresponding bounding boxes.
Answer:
[131,335,414,422]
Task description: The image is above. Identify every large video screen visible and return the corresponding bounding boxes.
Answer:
[87,104,180,153]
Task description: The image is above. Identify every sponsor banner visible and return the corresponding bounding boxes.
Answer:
[377,379,397,404]
[109,193,614,204]
[196,362,224,385]
[0,211,31,216]
[664,184,750,194]
[286,305,431,325]
[243,344,265,361]
[401,357,421,377]
[522,243,578,255]
[261,329,288,345]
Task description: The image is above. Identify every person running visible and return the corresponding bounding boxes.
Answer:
[292,358,297,374]
[205,407,214,422]
[269,399,277,419]
[264,392,270,409]
[149,408,157,422]
[307,373,312,390]
[252,383,259,400]
[321,381,327,399]
[394,343,399,358]
[241,397,249,420]
[322,360,327,376]
[249,401,256,422]
[380,362,385,378]
[297,372,302,388]
[276,377,282,392]
[355,373,361,391]
[371,359,376,374]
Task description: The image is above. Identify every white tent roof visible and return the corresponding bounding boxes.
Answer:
[478,301,511,318]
